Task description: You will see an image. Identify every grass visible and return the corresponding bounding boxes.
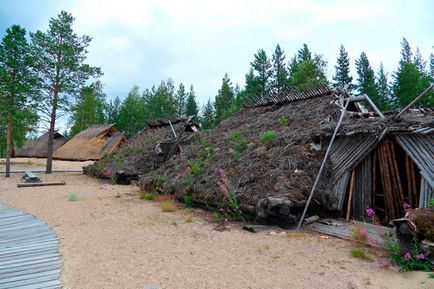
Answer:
[278,116,288,126]
[160,200,177,212]
[188,159,203,175]
[351,247,373,261]
[67,192,79,201]
[261,131,277,145]
[142,193,156,201]
[212,212,222,223]
[185,216,193,223]
[183,195,193,208]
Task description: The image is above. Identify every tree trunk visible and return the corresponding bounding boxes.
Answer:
[5,115,12,178]
[46,91,58,174]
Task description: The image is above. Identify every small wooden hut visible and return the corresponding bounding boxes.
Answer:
[14,131,68,158]
[53,124,125,161]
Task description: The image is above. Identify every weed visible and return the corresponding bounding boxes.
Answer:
[278,116,288,126]
[261,131,277,145]
[222,191,243,220]
[67,193,79,201]
[188,159,203,175]
[352,225,369,245]
[160,200,177,212]
[229,131,241,142]
[232,151,241,158]
[185,216,193,223]
[212,212,222,223]
[351,247,373,261]
[183,195,193,208]
[142,193,156,201]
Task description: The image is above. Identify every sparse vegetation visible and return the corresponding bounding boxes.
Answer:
[350,247,373,261]
[188,159,203,175]
[183,195,193,208]
[261,131,277,145]
[185,216,193,223]
[142,193,156,201]
[160,200,177,212]
[212,212,222,223]
[384,236,432,272]
[67,192,79,201]
[278,116,288,126]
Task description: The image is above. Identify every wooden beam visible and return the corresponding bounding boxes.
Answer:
[17,182,66,188]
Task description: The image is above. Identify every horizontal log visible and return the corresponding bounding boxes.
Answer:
[17,182,66,188]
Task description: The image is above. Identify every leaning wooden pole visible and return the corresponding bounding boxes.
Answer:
[297,98,350,229]
[397,83,433,117]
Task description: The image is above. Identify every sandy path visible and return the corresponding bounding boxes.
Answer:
[0,170,432,288]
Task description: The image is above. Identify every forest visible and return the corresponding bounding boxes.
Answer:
[0,10,433,162]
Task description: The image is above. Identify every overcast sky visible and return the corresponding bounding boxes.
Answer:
[1,0,433,107]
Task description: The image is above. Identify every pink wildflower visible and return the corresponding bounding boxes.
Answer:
[217,168,225,174]
[404,252,412,260]
[359,228,368,239]
[378,258,390,268]
[416,253,426,260]
[403,202,411,210]
[366,208,376,217]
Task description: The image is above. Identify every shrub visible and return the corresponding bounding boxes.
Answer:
[142,193,156,201]
[160,200,177,212]
[67,193,79,201]
[278,116,288,126]
[351,247,373,261]
[183,195,193,208]
[261,131,277,145]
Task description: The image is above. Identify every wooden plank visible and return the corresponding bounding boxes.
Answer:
[346,170,356,222]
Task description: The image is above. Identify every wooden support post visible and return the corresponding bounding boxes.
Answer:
[346,170,356,222]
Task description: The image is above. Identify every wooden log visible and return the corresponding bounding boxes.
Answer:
[17,182,66,188]
[389,142,405,209]
[372,150,377,211]
[346,170,356,222]
[406,154,413,207]
[409,158,418,207]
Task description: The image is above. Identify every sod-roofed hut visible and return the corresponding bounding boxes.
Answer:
[85,117,200,184]
[137,84,433,225]
[14,131,68,158]
[53,124,125,161]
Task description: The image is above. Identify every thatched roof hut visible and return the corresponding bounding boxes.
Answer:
[137,85,433,225]
[53,124,125,161]
[85,117,200,184]
[14,131,68,158]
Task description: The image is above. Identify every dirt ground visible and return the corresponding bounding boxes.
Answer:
[0,159,432,289]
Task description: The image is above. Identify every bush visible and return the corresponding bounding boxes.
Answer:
[183,195,193,208]
[160,200,177,212]
[67,193,79,201]
[142,193,156,201]
[261,131,277,145]
[278,116,288,126]
[384,236,432,272]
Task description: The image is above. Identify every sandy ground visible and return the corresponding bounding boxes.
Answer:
[0,157,93,171]
[0,160,432,289]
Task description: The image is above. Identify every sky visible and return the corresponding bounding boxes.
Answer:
[1,0,433,109]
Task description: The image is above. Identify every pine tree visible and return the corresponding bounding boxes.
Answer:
[144,79,178,120]
[355,52,378,100]
[215,74,234,125]
[175,83,187,116]
[69,81,107,136]
[298,44,312,61]
[430,53,434,77]
[400,38,412,63]
[413,47,426,73]
[393,38,433,108]
[271,44,289,93]
[0,25,39,177]
[250,49,272,98]
[375,63,392,111]
[244,68,260,100]
[185,85,199,121]
[30,11,101,173]
[333,45,354,91]
[200,98,215,129]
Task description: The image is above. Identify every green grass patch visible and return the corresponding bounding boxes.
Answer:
[351,247,373,261]
[67,193,79,201]
[142,193,156,201]
[261,131,277,145]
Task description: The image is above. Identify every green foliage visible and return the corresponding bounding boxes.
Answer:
[183,195,193,208]
[250,49,272,98]
[212,212,222,223]
[67,193,79,201]
[142,193,156,201]
[185,85,199,121]
[188,159,203,175]
[229,131,241,142]
[200,98,215,129]
[222,191,243,221]
[215,74,235,125]
[278,116,288,126]
[117,85,147,138]
[384,236,432,272]
[333,45,354,91]
[375,64,393,111]
[429,198,434,208]
[228,131,248,158]
[175,83,187,116]
[350,247,373,261]
[69,81,107,136]
[261,131,277,145]
[271,44,289,93]
[143,79,178,121]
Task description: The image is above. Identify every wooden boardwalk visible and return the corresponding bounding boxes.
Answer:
[0,205,62,289]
